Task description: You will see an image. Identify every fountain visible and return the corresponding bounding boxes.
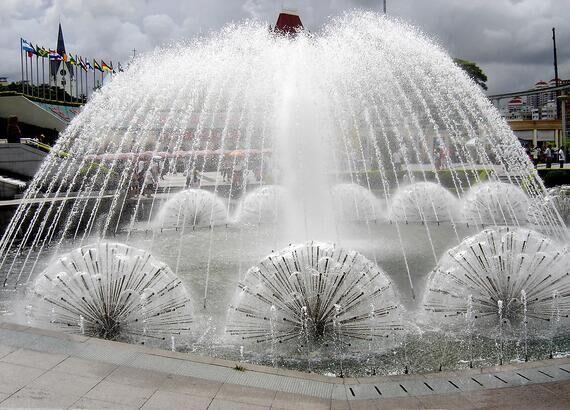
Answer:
[226,242,402,351]
[331,183,380,222]
[461,182,530,226]
[30,242,193,344]
[154,189,227,230]
[0,11,568,375]
[422,226,570,335]
[234,185,286,225]
[389,182,459,223]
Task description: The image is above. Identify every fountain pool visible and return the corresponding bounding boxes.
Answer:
[0,11,568,376]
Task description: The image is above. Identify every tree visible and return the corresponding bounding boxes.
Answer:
[453,58,488,91]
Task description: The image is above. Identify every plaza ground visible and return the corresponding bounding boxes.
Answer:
[0,320,568,409]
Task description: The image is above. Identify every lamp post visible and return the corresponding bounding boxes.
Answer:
[558,93,567,148]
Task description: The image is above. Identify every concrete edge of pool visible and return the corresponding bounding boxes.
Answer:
[0,319,568,409]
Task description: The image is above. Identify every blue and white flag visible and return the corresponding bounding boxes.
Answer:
[21,39,36,54]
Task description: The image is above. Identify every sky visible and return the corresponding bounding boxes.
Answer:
[1,0,568,94]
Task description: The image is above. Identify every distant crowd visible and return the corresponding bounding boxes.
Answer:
[526,145,566,169]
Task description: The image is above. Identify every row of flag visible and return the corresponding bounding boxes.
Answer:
[21,38,122,74]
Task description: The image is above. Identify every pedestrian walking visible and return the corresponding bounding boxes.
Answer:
[545,146,552,169]
[532,146,540,168]
[559,147,566,168]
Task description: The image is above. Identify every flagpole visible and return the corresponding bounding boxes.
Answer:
[36,54,39,98]
[41,57,43,99]
[24,52,28,96]
[20,39,24,95]
[80,62,83,102]
[93,60,96,93]
[29,52,32,96]
[48,56,51,101]
[75,65,78,102]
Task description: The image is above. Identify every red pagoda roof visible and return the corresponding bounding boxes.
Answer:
[274,12,303,35]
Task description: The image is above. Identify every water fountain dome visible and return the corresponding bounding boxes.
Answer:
[31,242,193,343]
[154,189,227,230]
[422,226,570,335]
[330,183,381,222]
[226,241,403,351]
[528,185,570,228]
[461,182,530,226]
[388,182,459,223]
[234,185,286,225]
[0,10,567,375]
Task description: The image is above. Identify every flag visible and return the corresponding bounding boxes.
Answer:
[21,39,36,54]
[62,53,68,62]
[101,60,112,72]
[118,62,124,73]
[37,46,49,58]
[79,56,88,71]
[69,54,77,65]
[49,50,62,61]
[93,59,103,72]
[85,59,93,71]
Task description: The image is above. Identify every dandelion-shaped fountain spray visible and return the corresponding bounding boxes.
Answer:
[462,182,529,226]
[154,189,226,230]
[32,242,193,343]
[422,226,570,336]
[389,182,459,223]
[226,241,403,352]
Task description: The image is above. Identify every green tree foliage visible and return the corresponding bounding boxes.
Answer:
[453,58,488,91]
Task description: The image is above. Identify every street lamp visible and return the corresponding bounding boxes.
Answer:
[558,93,567,147]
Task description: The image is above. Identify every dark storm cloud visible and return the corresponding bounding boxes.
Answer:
[0,0,567,94]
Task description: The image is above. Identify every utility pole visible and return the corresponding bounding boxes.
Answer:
[553,28,560,118]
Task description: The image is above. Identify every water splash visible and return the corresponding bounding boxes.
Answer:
[462,182,529,226]
[234,185,286,225]
[154,189,227,230]
[31,242,193,343]
[389,182,459,223]
[226,241,403,351]
[422,226,570,337]
[331,183,380,222]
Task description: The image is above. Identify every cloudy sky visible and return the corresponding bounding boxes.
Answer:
[1,0,568,94]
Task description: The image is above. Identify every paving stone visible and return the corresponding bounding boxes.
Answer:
[331,399,351,409]
[0,347,67,370]
[70,397,139,409]
[141,390,212,410]
[0,361,45,395]
[105,365,169,389]
[540,380,570,398]
[417,392,475,409]
[214,383,276,407]
[208,398,270,409]
[26,369,101,397]
[347,399,380,409]
[53,356,118,379]
[0,386,77,408]
[271,391,332,409]
[374,396,423,409]
[159,373,222,398]
[0,344,17,359]
[84,380,155,407]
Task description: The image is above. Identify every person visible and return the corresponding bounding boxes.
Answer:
[531,146,540,168]
[559,146,566,169]
[192,168,200,187]
[6,116,22,143]
[545,145,552,169]
[393,149,402,172]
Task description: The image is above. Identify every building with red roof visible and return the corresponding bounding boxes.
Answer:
[274,11,303,36]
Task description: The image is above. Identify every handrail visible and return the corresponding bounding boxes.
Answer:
[0,91,84,107]
[488,83,570,100]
